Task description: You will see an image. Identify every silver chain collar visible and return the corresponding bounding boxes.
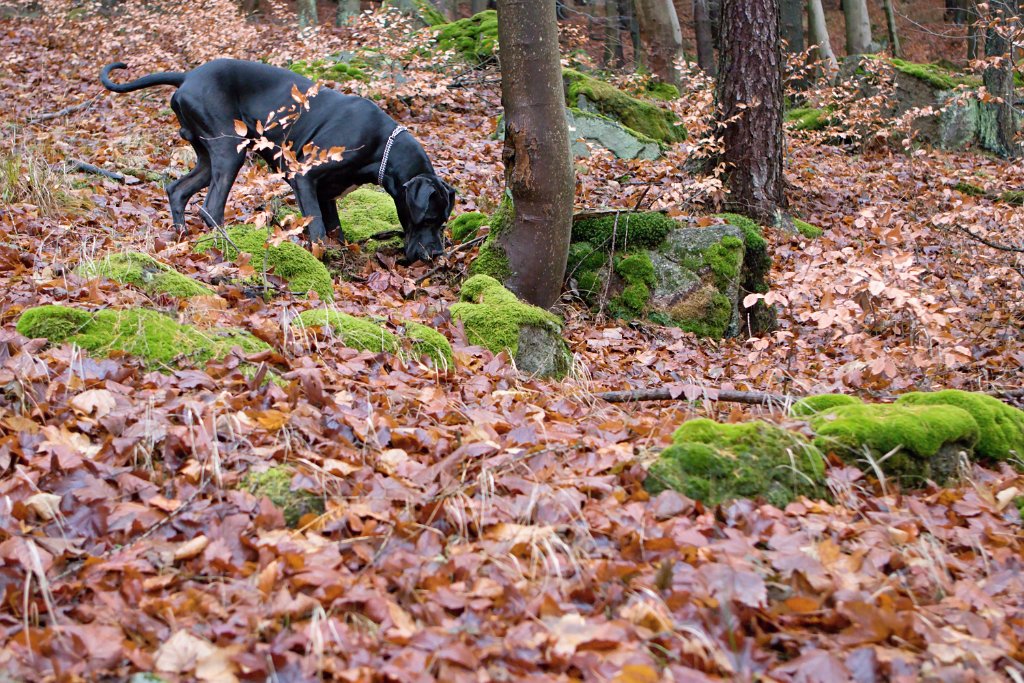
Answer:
[377,125,407,186]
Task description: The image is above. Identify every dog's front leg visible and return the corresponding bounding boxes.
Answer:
[294,176,327,242]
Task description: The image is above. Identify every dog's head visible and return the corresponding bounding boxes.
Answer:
[400,174,455,262]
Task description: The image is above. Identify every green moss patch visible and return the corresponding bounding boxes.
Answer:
[468,196,512,281]
[288,57,368,83]
[791,393,863,417]
[571,211,676,252]
[16,305,269,370]
[434,10,498,62]
[449,211,488,243]
[337,186,404,252]
[785,107,833,131]
[77,252,213,298]
[241,466,324,528]
[998,190,1024,206]
[645,418,827,508]
[292,309,400,354]
[610,252,656,317]
[403,321,454,369]
[895,390,1024,462]
[450,274,566,359]
[717,213,774,335]
[810,403,978,483]
[888,57,979,90]
[563,69,687,144]
[792,218,824,239]
[955,181,987,197]
[644,81,680,101]
[195,225,334,301]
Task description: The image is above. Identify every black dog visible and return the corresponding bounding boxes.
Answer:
[101,59,453,262]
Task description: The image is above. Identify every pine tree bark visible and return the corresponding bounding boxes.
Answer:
[495,0,575,308]
[717,0,786,223]
[807,0,838,80]
[882,0,901,57]
[843,0,872,55]
[982,0,1020,158]
[694,0,717,75]
[634,0,684,86]
[780,0,804,53]
[297,0,317,28]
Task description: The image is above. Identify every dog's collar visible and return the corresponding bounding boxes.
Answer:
[378,125,407,186]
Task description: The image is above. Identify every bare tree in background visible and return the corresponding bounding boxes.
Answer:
[634,0,684,86]
[843,0,872,55]
[882,0,902,57]
[807,0,838,81]
[336,0,359,25]
[982,0,1020,158]
[296,0,317,28]
[493,0,575,307]
[780,0,804,54]
[694,0,716,75]
[717,0,786,223]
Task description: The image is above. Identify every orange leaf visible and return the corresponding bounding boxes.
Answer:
[233,119,247,136]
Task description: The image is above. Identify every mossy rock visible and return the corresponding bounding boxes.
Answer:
[194,225,334,301]
[809,403,979,484]
[449,211,488,243]
[790,393,863,417]
[402,320,454,369]
[450,275,569,378]
[434,10,498,63]
[645,418,828,508]
[16,305,270,370]
[563,69,687,144]
[895,390,1024,462]
[292,309,401,354]
[288,57,369,83]
[241,466,324,528]
[77,252,213,298]
[644,81,680,101]
[888,57,979,91]
[792,218,824,239]
[716,213,775,335]
[337,186,403,251]
[571,211,676,252]
[412,0,446,26]
[609,252,656,317]
[468,196,512,281]
[785,107,833,131]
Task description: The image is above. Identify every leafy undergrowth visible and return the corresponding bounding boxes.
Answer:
[0,2,1022,680]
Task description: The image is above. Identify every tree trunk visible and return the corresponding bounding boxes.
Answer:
[619,0,641,68]
[807,0,838,80]
[717,0,786,223]
[471,0,488,13]
[967,0,982,60]
[494,0,575,308]
[601,0,618,67]
[843,0,872,55]
[780,0,804,53]
[694,0,717,75]
[297,0,317,28]
[882,0,901,57]
[336,0,360,25]
[634,0,684,86]
[982,0,1020,158]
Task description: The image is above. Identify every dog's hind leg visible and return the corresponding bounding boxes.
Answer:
[199,142,245,228]
[166,140,211,229]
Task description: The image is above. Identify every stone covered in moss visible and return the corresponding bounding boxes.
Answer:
[449,211,488,243]
[792,218,824,238]
[288,57,369,83]
[610,252,656,317]
[571,211,676,252]
[78,252,213,299]
[450,275,569,378]
[241,466,324,528]
[785,107,832,131]
[195,225,334,301]
[716,213,775,335]
[563,69,687,144]
[434,10,498,62]
[887,57,979,91]
[645,418,828,507]
[292,309,401,354]
[468,196,512,281]
[16,305,269,370]
[790,393,863,417]
[337,187,403,252]
[644,81,680,101]
[810,403,978,483]
[895,390,1024,462]
[402,321,454,369]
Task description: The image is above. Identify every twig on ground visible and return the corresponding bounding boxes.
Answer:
[951,224,1024,253]
[64,159,126,182]
[596,387,789,407]
[413,234,487,285]
[28,96,99,123]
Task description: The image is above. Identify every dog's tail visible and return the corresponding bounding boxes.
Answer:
[100,62,186,93]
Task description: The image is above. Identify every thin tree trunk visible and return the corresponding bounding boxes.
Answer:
[694,0,717,75]
[602,0,618,67]
[717,0,786,223]
[780,0,804,53]
[882,0,901,57]
[843,0,872,55]
[967,0,982,60]
[471,0,488,13]
[494,0,575,308]
[336,0,359,25]
[297,0,317,28]
[982,0,1020,158]
[620,0,641,68]
[634,0,684,86]
[807,0,838,80]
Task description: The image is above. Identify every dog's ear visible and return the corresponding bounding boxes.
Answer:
[403,176,434,226]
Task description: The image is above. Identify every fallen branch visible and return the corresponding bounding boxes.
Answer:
[28,96,98,123]
[65,159,126,182]
[951,224,1024,253]
[414,234,488,285]
[597,386,788,406]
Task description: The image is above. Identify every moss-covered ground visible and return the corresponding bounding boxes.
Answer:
[895,390,1024,461]
[77,252,213,298]
[449,211,488,243]
[337,187,404,251]
[433,10,498,62]
[292,309,401,354]
[468,196,512,281]
[241,466,325,528]
[195,224,334,301]
[571,211,676,252]
[288,57,369,83]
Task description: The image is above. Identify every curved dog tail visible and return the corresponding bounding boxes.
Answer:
[100,62,186,93]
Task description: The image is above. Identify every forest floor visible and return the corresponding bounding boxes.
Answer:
[0,2,1022,681]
